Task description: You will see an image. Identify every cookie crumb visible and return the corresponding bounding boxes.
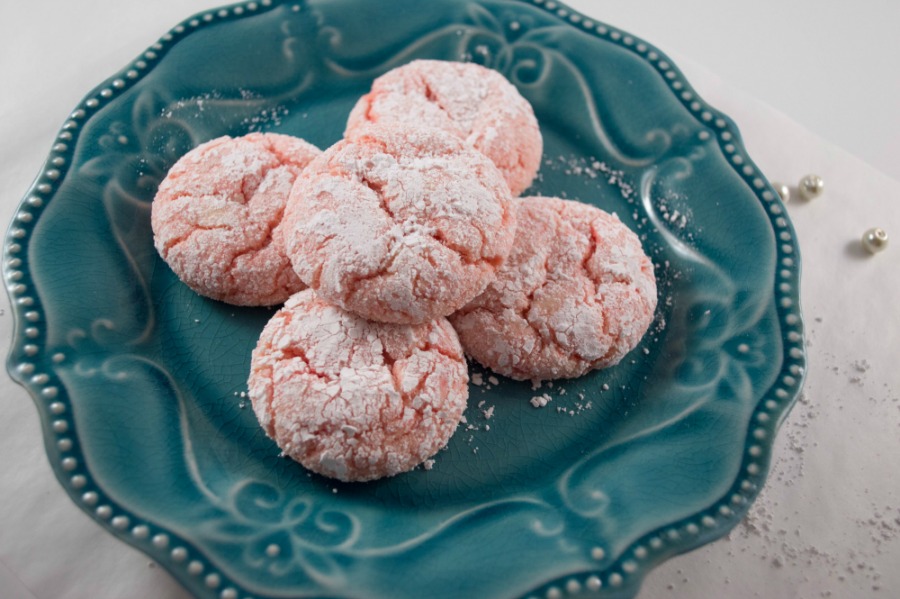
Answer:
[530,393,553,408]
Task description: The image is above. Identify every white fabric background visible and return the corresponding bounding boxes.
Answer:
[1,1,898,598]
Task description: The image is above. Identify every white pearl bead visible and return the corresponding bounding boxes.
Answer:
[798,174,824,200]
[773,182,790,203]
[861,227,889,254]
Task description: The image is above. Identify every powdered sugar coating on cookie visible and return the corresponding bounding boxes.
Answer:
[152,133,321,305]
[248,289,469,482]
[345,59,542,196]
[451,196,657,381]
[283,124,516,325]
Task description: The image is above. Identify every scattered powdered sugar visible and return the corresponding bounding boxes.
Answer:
[461,397,497,432]
[654,189,696,235]
[540,153,702,253]
[158,89,289,131]
[525,384,596,413]
[160,91,226,119]
[545,155,636,201]
[242,105,291,132]
[459,395,500,454]
[555,400,593,416]
[649,313,899,596]
[232,389,249,410]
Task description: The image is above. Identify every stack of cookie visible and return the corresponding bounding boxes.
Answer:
[151,60,656,482]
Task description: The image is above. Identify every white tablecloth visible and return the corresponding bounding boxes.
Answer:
[2,2,899,598]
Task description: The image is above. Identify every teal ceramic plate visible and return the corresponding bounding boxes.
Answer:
[4,1,806,598]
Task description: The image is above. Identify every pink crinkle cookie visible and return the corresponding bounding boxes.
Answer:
[248,289,469,482]
[283,124,517,325]
[345,59,542,196]
[450,196,657,381]
[151,133,321,306]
